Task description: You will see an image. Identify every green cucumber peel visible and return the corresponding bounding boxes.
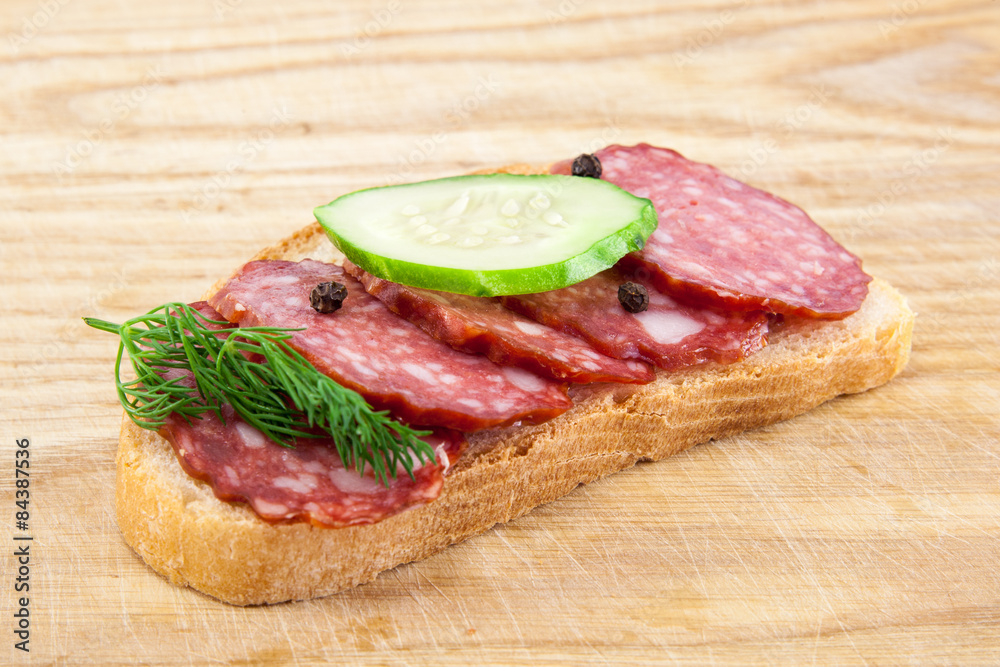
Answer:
[314,174,657,296]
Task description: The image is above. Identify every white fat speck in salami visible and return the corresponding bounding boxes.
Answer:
[326,468,382,495]
[401,363,438,384]
[502,268,768,370]
[210,259,571,431]
[235,422,267,449]
[513,320,547,336]
[272,475,316,494]
[555,144,872,318]
[351,361,378,377]
[162,404,467,527]
[344,261,654,385]
[634,310,706,345]
[252,499,290,518]
[501,366,549,392]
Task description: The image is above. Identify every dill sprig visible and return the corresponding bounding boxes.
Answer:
[84,303,435,485]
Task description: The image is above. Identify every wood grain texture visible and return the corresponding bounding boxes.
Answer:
[1,0,998,664]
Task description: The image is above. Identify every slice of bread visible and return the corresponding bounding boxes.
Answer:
[114,167,914,606]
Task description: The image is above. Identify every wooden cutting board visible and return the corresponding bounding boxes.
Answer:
[2,0,999,664]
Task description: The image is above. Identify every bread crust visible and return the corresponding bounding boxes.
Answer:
[115,168,914,606]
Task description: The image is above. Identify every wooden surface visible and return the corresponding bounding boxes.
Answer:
[2,0,999,664]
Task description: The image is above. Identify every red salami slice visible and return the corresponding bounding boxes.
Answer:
[554,144,871,318]
[163,404,466,527]
[502,269,768,370]
[209,259,572,431]
[343,261,654,385]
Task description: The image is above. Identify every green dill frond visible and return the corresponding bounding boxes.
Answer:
[84,303,435,485]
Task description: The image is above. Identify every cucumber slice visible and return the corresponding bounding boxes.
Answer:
[314,174,657,296]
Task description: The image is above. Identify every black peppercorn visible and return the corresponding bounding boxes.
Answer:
[310,281,348,313]
[617,282,649,313]
[571,153,602,179]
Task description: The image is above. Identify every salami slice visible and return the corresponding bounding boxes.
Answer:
[554,144,871,318]
[209,259,573,431]
[501,269,768,370]
[163,404,466,527]
[343,261,654,385]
